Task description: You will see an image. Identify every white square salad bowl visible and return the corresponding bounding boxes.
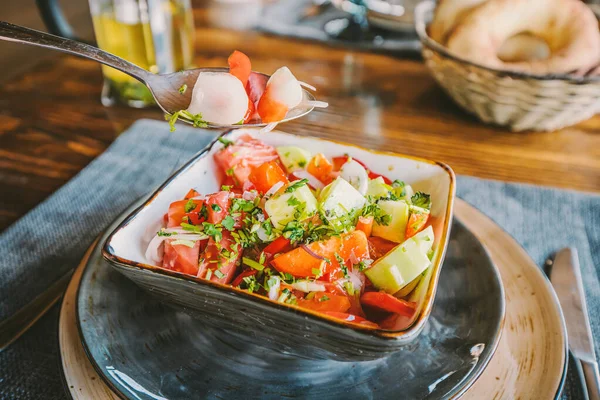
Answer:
[103,128,456,361]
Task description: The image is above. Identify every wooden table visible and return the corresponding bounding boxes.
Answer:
[1,13,599,232]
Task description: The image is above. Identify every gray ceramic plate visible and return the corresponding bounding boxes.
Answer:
[77,212,505,400]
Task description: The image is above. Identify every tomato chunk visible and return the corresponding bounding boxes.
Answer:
[271,231,369,278]
[323,312,379,328]
[228,50,251,87]
[405,211,430,239]
[368,236,397,259]
[332,155,351,172]
[306,153,333,184]
[197,231,241,284]
[162,240,203,276]
[360,291,417,317]
[263,236,292,260]
[257,85,288,123]
[356,216,374,237]
[214,134,279,186]
[205,191,231,224]
[249,161,289,194]
[297,292,351,313]
[184,189,200,199]
[167,199,203,227]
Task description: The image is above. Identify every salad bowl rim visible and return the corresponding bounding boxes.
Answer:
[102,129,456,339]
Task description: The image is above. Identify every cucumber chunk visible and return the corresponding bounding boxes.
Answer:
[277,146,311,173]
[371,200,409,243]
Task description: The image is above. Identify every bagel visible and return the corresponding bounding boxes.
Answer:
[429,0,487,44]
[445,0,600,74]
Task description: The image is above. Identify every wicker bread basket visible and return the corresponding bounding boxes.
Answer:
[415,1,600,131]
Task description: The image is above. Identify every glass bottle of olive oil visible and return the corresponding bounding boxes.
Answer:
[90,0,195,107]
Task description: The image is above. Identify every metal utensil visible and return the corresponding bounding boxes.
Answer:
[0,21,318,129]
[548,247,600,400]
[0,269,73,351]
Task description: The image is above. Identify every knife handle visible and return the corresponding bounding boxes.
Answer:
[581,359,600,400]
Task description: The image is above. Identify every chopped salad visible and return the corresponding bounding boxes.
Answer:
[146,135,436,328]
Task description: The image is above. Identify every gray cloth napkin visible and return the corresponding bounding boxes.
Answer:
[0,119,598,399]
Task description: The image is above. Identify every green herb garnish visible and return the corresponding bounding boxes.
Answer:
[184,199,197,213]
[222,215,235,231]
[285,179,309,193]
[178,84,187,94]
[214,270,225,279]
[167,110,208,132]
[218,137,235,148]
[411,192,431,209]
[243,257,265,271]
[202,222,222,242]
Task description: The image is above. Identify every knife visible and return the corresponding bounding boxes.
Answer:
[549,247,600,400]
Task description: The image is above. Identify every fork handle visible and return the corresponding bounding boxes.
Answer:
[581,359,600,400]
[0,21,152,82]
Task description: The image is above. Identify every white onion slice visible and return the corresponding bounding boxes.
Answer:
[299,81,316,91]
[187,72,249,125]
[292,169,324,190]
[268,277,281,300]
[145,231,208,264]
[257,226,270,242]
[242,190,258,201]
[145,235,166,264]
[291,280,326,293]
[190,195,206,200]
[265,67,303,109]
[340,160,369,195]
[348,268,365,293]
[265,180,285,198]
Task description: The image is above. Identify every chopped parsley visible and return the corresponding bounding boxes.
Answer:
[167,110,208,132]
[343,281,355,296]
[362,200,391,226]
[157,229,175,237]
[171,239,195,248]
[178,84,187,94]
[243,257,265,271]
[282,220,305,243]
[242,275,260,292]
[231,198,256,213]
[221,185,232,191]
[357,259,373,271]
[211,204,222,212]
[411,192,431,209]
[392,180,406,198]
[202,222,222,242]
[214,270,225,279]
[335,253,349,278]
[287,196,301,207]
[218,137,235,148]
[225,168,235,177]
[222,215,236,231]
[298,160,307,168]
[319,295,330,302]
[184,199,197,213]
[181,223,203,233]
[285,179,309,193]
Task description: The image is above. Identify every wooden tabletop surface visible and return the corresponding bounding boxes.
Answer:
[1,10,599,232]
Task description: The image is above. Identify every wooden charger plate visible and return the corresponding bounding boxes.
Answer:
[59,199,567,399]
